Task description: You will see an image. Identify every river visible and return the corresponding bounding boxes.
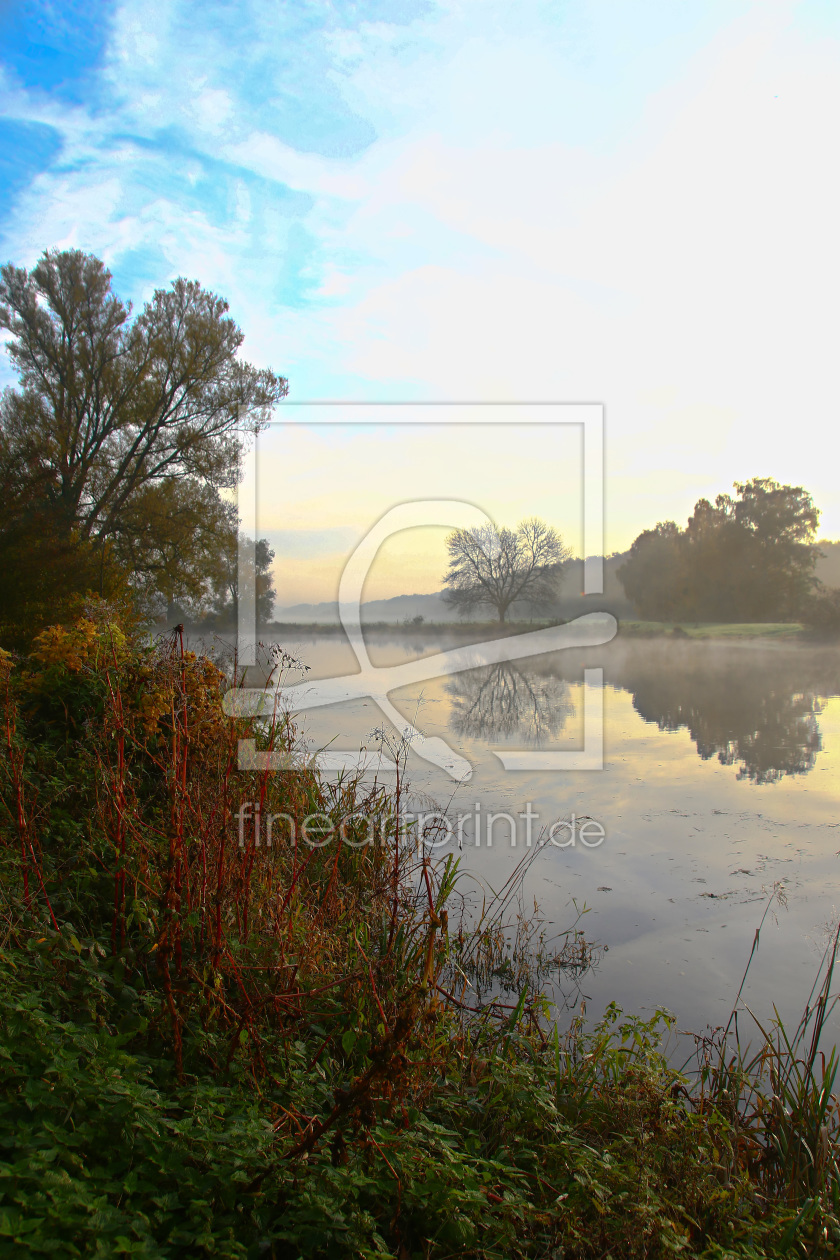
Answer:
[203,626,840,1044]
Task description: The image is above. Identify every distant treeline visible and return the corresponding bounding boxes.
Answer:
[615,478,839,627]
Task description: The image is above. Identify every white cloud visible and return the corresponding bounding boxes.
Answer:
[220,130,371,200]
[3,0,840,564]
[302,3,840,539]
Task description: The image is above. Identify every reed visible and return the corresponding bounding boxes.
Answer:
[688,883,840,1245]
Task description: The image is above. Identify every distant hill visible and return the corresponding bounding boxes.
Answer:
[266,544,840,628]
[271,554,635,625]
[273,592,458,625]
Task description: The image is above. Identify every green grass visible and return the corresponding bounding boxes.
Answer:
[618,620,806,640]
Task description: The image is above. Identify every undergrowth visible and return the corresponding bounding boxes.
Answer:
[0,609,839,1257]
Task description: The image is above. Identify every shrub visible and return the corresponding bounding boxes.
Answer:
[1,614,839,1257]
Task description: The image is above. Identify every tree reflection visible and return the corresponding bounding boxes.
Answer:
[440,643,839,783]
[619,651,837,784]
[445,661,574,744]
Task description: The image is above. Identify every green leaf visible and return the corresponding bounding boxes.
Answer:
[341,1030,357,1055]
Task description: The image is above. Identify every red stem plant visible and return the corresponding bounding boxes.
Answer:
[3,612,840,1257]
[0,610,457,1126]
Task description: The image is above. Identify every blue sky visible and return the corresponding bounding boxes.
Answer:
[2,0,839,598]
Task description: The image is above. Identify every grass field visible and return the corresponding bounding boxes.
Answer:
[618,620,807,640]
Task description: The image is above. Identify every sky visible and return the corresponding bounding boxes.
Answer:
[1,0,839,604]
[256,413,585,602]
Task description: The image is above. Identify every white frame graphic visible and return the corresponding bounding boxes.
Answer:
[228,403,609,776]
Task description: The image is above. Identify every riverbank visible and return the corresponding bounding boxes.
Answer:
[618,620,808,640]
[2,613,839,1257]
[266,617,568,636]
[193,616,815,644]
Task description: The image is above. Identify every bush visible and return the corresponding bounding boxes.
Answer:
[1,614,839,1257]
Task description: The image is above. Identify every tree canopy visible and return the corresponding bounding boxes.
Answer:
[618,479,820,623]
[207,534,277,628]
[0,248,287,639]
[442,517,570,623]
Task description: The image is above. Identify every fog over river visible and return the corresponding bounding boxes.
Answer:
[203,628,840,1045]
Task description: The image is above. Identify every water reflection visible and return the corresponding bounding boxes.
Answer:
[445,661,574,744]
[628,670,823,783]
[236,630,840,1033]
[444,645,840,783]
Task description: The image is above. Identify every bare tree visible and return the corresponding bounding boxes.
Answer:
[442,517,570,623]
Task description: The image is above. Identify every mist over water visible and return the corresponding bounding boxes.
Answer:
[203,627,840,1044]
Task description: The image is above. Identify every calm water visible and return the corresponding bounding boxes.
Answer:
[208,628,840,1040]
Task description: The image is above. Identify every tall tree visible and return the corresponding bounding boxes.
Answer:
[616,521,687,622]
[0,249,287,631]
[618,479,820,623]
[208,533,277,627]
[724,477,819,619]
[442,518,570,623]
[112,480,238,620]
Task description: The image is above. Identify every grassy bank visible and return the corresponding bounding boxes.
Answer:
[617,621,807,640]
[255,618,570,637]
[1,611,839,1258]
[255,619,809,643]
